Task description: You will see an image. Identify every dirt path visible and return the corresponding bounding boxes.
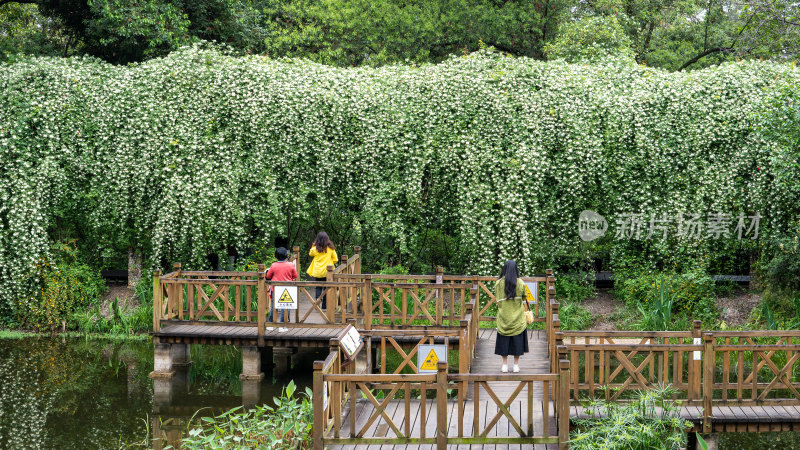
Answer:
[716,289,761,328]
[100,283,137,318]
[582,288,621,331]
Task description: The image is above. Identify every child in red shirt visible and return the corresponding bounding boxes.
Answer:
[267,247,298,332]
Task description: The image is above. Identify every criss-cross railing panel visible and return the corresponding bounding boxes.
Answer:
[711,331,800,405]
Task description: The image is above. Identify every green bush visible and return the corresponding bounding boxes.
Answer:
[556,273,595,303]
[616,271,717,323]
[23,243,106,329]
[559,301,593,331]
[545,16,634,62]
[758,226,800,291]
[177,380,312,449]
[570,385,690,450]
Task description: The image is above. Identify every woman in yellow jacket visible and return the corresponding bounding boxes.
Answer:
[307,231,338,309]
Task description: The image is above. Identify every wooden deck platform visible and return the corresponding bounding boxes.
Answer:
[328,327,559,449]
[153,323,345,347]
[572,404,800,432]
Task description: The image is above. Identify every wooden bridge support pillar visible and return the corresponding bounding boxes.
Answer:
[152,366,189,407]
[242,379,261,408]
[240,346,265,381]
[273,347,293,377]
[151,415,182,450]
[150,342,191,379]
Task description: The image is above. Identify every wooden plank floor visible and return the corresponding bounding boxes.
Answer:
[572,404,800,425]
[469,328,551,400]
[154,290,343,346]
[330,327,558,449]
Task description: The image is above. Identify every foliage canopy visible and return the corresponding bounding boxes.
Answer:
[1,46,799,323]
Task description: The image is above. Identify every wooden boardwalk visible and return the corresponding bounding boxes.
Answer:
[149,264,800,448]
[572,405,800,432]
[154,289,341,347]
[329,328,559,449]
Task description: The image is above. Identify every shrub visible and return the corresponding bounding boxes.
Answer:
[559,301,593,331]
[556,273,595,303]
[616,271,717,322]
[177,380,312,449]
[545,16,634,62]
[758,226,800,291]
[570,385,690,450]
[25,254,106,330]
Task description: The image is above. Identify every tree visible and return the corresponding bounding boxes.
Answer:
[544,15,634,62]
[0,2,76,58]
[0,0,571,65]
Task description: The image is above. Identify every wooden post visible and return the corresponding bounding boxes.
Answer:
[292,245,300,271]
[354,246,361,274]
[364,278,373,330]
[172,263,182,319]
[435,266,444,323]
[257,264,266,347]
[546,268,555,358]
[558,357,570,450]
[458,317,469,435]
[436,361,448,450]
[152,270,162,332]
[690,320,702,401]
[703,332,714,434]
[326,265,335,323]
[464,302,475,358]
[469,287,478,354]
[340,255,348,318]
[552,303,561,374]
[313,360,324,450]
[329,338,342,437]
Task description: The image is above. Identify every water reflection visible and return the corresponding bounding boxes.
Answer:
[0,337,316,448]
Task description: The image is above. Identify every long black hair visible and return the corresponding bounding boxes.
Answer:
[500,260,520,300]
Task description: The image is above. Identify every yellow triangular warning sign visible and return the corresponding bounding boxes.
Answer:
[277,289,294,304]
[420,349,439,371]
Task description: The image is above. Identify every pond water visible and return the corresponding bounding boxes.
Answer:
[0,337,320,448]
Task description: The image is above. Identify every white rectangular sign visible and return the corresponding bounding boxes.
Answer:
[339,325,361,359]
[524,281,539,304]
[274,285,298,310]
[693,338,702,360]
[418,344,448,373]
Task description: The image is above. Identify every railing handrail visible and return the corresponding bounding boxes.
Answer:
[561,331,693,337]
[335,273,549,282]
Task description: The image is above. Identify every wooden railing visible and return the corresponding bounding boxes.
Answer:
[313,359,570,449]
[154,262,556,334]
[152,264,262,332]
[337,269,555,323]
[560,323,800,434]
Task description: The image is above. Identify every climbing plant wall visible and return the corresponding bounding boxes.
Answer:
[1,45,799,319]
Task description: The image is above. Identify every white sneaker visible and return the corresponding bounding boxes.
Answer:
[278,327,288,333]
[501,364,508,373]
[266,327,274,331]
[513,364,520,373]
